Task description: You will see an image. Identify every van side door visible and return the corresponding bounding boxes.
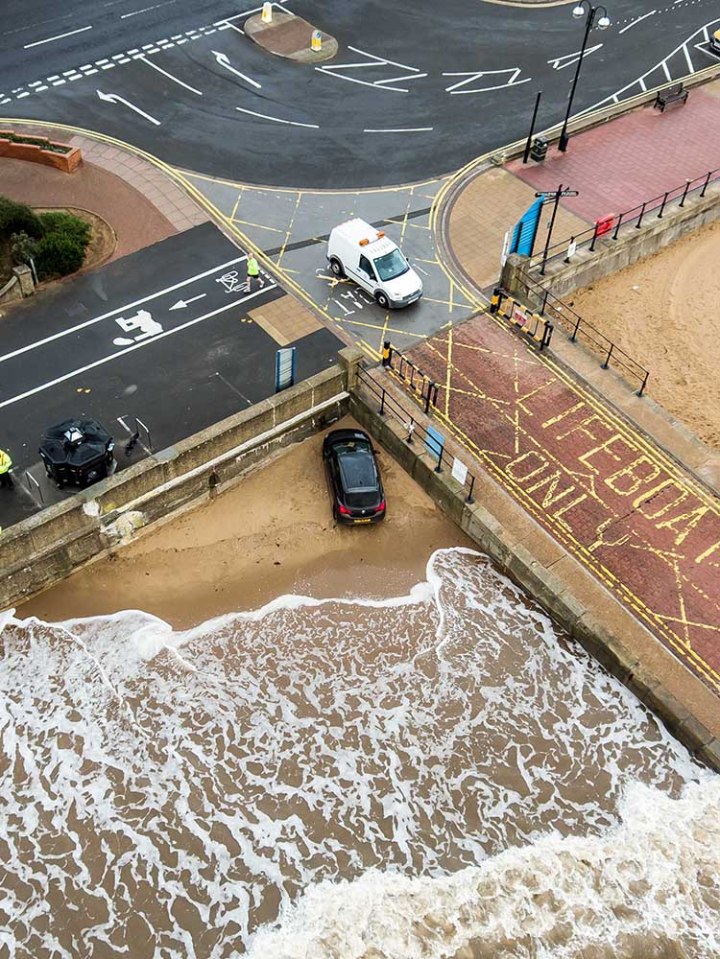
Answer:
[351,254,377,295]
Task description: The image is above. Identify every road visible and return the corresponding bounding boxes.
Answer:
[1,0,719,186]
[0,223,342,529]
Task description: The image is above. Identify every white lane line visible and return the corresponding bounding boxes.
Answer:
[618,10,656,34]
[121,1,177,19]
[138,55,203,95]
[363,127,433,133]
[235,106,318,128]
[24,25,92,49]
[0,287,274,411]
[0,256,247,366]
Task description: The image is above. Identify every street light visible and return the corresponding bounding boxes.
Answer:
[558,1,610,153]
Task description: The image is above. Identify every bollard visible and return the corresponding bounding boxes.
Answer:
[311,29,322,51]
[261,2,273,23]
[382,340,391,367]
[489,287,501,314]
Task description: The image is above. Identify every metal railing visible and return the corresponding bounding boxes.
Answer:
[504,272,649,396]
[357,365,479,505]
[381,342,440,414]
[527,166,720,272]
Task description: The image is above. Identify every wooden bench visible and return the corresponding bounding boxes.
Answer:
[654,83,688,112]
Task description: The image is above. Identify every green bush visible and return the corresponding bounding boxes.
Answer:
[39,211,90,247]
[10,231,37,265]
[34,233,86,279]
[0,196,43,240]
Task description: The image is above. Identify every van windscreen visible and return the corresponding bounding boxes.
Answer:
[373,249,409,282]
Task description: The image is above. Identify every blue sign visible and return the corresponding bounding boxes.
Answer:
[509,196,544,257]
[275,347,296,392]
[425,424,445,461]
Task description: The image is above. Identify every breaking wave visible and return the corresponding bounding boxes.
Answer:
[0,548,716,958]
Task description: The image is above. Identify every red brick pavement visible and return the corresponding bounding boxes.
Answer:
[506,88,720,225]
[407,315,720,694]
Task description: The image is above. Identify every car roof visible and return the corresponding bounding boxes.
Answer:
[325,429,372,446]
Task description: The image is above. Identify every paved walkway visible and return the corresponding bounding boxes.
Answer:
[1,125,207,263]
[447,77,720,291]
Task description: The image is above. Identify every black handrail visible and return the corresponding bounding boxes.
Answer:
[506,272,649,396]
[527,166,720,269]
[357,365,478,504]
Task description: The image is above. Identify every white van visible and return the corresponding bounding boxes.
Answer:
[327,218,423,309]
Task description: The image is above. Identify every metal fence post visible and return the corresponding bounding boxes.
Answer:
[635,202,646,230]
[465,475,475,505]
[657,191,669,219]
[424,381,435,415]
[637,371,649,397]
[589,220,600,253]
[602,343,614,369]
[679,180,690,208]
[612,212,624,240]
[379,389,386,415]
[571,314,581,342]
[435,445,443,473]
[700,171,711,198]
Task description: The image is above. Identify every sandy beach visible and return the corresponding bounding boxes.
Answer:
[19,417,471,627]
[569,218,720,450]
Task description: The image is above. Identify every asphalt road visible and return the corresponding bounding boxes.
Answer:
[0,222,342,529]
[1,0,719,187]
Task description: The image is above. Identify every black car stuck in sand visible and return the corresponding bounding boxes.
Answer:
[322,429,386,525]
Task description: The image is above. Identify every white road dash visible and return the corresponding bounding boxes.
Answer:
[139,55,203,95]
[235,106,318,128]
[363,127,433,133]
[618,10,656,34]
[24,25,92,49]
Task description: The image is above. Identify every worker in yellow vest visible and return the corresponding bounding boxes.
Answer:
[0,448,13,489]
[246,255,260,292]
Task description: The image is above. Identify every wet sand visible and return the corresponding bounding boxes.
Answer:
[20,418,472,627]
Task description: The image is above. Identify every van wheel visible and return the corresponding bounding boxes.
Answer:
[329,258,344,278]
[375,291,390,310]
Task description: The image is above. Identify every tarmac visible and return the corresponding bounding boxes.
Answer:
[1,68,719,716]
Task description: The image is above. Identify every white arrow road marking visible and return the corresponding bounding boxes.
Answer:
[169,294,207,310]
[97,89,161,125]
[443,67,530,94]
[0,285,275,410]
[138,56,203,95]
[24,25,92,49]
[547,44,603,71]
[211,51,261,89]
[236,106,318,128]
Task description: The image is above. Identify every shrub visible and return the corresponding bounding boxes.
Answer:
[39,211,90,248]
[34,233,86,279]
[0,196,44,240]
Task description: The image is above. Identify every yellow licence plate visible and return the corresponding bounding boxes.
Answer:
[354,518,372,524]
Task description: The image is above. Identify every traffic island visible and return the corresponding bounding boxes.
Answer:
[244,10,337,63]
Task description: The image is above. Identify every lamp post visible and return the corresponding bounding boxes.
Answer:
[558,1,610,153]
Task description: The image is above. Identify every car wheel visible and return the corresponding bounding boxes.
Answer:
[329,258,344,278]
[376,291,390,309]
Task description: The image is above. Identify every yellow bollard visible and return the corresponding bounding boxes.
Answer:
[261,2,273,23]
[311,29,322,52]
